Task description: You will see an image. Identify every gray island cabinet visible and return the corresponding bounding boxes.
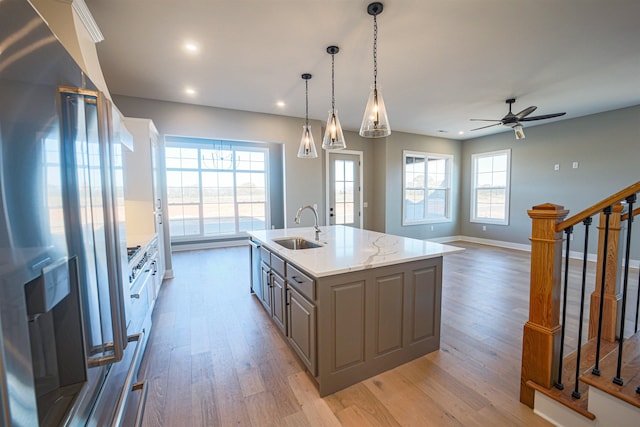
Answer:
[248,225,462,396]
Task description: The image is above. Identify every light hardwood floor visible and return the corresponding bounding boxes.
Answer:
[137,242,554,426]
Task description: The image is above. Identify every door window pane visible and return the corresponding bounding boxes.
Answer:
[333,159,355,225]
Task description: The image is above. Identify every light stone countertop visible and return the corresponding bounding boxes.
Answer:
[248,225,464,278]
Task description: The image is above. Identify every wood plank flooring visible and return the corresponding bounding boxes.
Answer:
[138,242,555,426]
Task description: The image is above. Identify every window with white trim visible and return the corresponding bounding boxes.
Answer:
[471,149,511,225]
[402,151,452,225]
[165,139,270,239]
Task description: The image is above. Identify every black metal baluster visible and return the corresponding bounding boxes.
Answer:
[555,226,573,390]
[613,195,635,385]
[593,206,612,376]
[636,264,640,334]
[573,217,592,399]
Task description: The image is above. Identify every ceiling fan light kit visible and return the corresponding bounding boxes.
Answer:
[513,124,525,140]
[469,98,566,140]
[360,2,391,138]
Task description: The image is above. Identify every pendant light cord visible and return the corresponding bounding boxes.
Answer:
[331,53,336,112]
[305,78,309,127]
[373,13,378,89]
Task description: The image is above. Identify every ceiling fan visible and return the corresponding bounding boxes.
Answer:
[470,98,566,139]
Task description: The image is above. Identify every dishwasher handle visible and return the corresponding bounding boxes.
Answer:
[131,381,148,427]
[112,332,146,427]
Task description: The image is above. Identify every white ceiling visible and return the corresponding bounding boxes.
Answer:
[85,0,640,140]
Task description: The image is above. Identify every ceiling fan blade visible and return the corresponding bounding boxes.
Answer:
[470,123,502,131]
[515,106,537,119]
[519,112,566,122]
[469,119,502,122]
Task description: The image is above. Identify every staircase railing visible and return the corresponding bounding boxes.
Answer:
[520,181,640,408]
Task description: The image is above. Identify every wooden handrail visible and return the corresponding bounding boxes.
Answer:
[556,181,640,232]
[622,206,640,222]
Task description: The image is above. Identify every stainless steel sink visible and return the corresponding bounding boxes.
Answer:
[273,237,322,250]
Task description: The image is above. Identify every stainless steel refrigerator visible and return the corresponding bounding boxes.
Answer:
[1,1,145,425]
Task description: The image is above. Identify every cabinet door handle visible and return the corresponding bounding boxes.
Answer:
[285,288,290,306]
[291,276,304,284]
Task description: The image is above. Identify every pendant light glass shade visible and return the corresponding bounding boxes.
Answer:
[322,46,346,150]
[360,2,391,138]
[322,109,346,149]
[298,125,318,157]
[297,73,318,158]
[360,84,390,137]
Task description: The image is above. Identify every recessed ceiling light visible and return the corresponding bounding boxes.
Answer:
[276,101,286,108]
[184,42,199,53]
[185,88,196,96]
[458,131,465,135]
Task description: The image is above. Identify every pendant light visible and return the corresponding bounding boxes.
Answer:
[360,2,391,138]
[297,73,318,158]
[322,45,346,150]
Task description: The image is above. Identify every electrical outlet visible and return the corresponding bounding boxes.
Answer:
[430,225,434,231]
[482,225,487,231]
[313,203,317,210]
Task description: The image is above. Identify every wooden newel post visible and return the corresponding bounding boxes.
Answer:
[520,203,569,408]
[588,204,623,342]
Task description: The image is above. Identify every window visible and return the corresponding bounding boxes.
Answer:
[471,149,511,225]
[165,139,269,239]
[402,151,452,225]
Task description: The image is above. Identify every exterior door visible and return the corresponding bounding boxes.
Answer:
[328,152,361,228]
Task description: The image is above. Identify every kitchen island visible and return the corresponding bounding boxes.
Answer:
[248,225,462,396]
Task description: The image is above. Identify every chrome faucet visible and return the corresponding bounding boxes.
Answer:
[295,205,321,240]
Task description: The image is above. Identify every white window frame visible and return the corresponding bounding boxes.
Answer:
[165,139,271,240]
[402,150,453,226]
[470,149,511,226]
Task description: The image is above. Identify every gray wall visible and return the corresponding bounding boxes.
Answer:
[113,95,325,229]
[113,94,640,249]
[460,105,640,248]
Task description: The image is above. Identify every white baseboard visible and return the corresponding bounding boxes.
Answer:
[171,239,248,252]
[431,235,639,268]
[438,235,532,252]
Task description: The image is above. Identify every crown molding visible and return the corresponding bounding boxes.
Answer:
[71,0,104,43]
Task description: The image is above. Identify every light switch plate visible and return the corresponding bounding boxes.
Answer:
[572,162,579,169]
[554,164,560,171]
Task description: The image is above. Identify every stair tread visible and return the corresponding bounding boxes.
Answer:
[529,337,623,420]
[579,333,640,409]
[527,379,595,420]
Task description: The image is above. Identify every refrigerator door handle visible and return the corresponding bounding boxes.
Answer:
[78,91,128,368]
